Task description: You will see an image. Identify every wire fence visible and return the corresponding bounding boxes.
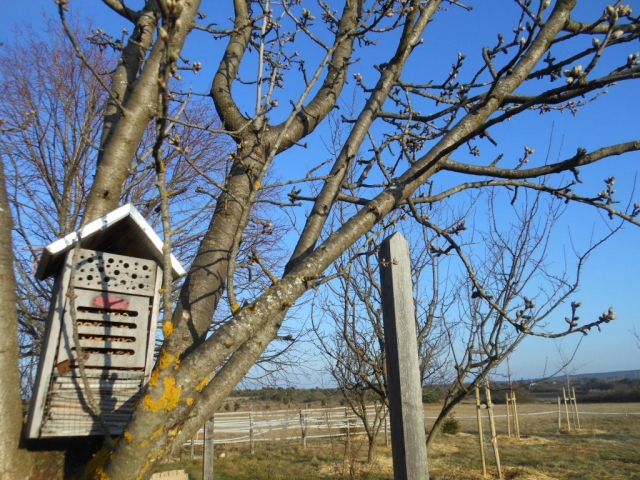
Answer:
[184,405,386,447]
[182,403,640,448]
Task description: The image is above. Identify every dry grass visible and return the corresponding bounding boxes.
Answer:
[157,403,640,479]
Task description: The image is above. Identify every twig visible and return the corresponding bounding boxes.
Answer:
[251,247,278,285]
[57,2,127,115]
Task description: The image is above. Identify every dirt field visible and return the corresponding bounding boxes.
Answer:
[158,402,640,479]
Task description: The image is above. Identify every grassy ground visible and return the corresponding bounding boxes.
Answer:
[156,403,640,479]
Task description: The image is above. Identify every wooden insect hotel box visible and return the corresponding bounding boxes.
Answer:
[26,204,185,438]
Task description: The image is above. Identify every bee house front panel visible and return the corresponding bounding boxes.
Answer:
[56,249,157,370]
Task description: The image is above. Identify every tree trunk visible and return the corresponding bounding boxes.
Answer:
[0,155,35,479]
[367,434,375,463]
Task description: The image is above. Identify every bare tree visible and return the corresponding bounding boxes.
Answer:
[1,1,639,478]
[312,216,450,460]
[0,16,234,395]
[423,188,619,443]
[316,184,614,450]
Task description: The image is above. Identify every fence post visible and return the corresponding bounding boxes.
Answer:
[512,392,520,439]
[384,404,389,447]
[203,417,215,480]
[379,232,429,480]
[250,410,255,454]
[345,407,351,449]
[484,381,502,480]
[300,408,307,448]
[562,387,571,431]
[475,386,487,478]
[572,386,581,429]
[505,393,511,438]
[558,397,562,430]
[190,435,195,461]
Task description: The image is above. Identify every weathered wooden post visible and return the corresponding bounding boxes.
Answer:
[484,381,502,480]
[557,397,562,429]
[475,386,487,478]
[571,386,581,429]
[505,390,520,439]
[345,407,351,449]
[250,410,255,454]
[379,232,429,480]
[512,391,521,439]
[203,417,215,480]
[299,407,308,448]
[505,393,512,438]
[384,404,389,447]
[562,387,571,431]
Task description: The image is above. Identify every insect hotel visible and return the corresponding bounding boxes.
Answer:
[26,204,185,438]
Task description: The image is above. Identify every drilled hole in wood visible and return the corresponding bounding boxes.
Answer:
[79,334,136,343]
[76,319,137,329]
[77,306,139,317]
[71,347,135,356]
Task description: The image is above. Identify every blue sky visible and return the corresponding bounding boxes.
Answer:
[3,1,639,383]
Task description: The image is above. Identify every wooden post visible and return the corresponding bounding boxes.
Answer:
[569,388,577,428]
[557,397,561,430]
[512,391,520,439]
[572,387,581,429]
[484,382,502,480]
[562,387,571,431]
[190,435,195,461]
[379,232,429,480]
[384,404,389,447]
[299,408,307,448]
[345,407,351,450]
[505,393,511,438]
[250,410,255,454]
[475,386,487,478]
[203,417,214,480]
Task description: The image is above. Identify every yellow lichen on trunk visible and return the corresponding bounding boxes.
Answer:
[149,370,159,387]
[134,460,151,480]
[142,376,182,412]
[150,426,164,440]
[162,320,174,338]
[173,352,181,370]
[195,376,209,391]
[157,348,175,370]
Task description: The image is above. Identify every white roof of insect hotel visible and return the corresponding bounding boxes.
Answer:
[36,203,186,280]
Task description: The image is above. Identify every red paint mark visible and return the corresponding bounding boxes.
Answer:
[93,296,129,310]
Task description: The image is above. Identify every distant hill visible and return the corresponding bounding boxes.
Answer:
[546,369,640,382]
